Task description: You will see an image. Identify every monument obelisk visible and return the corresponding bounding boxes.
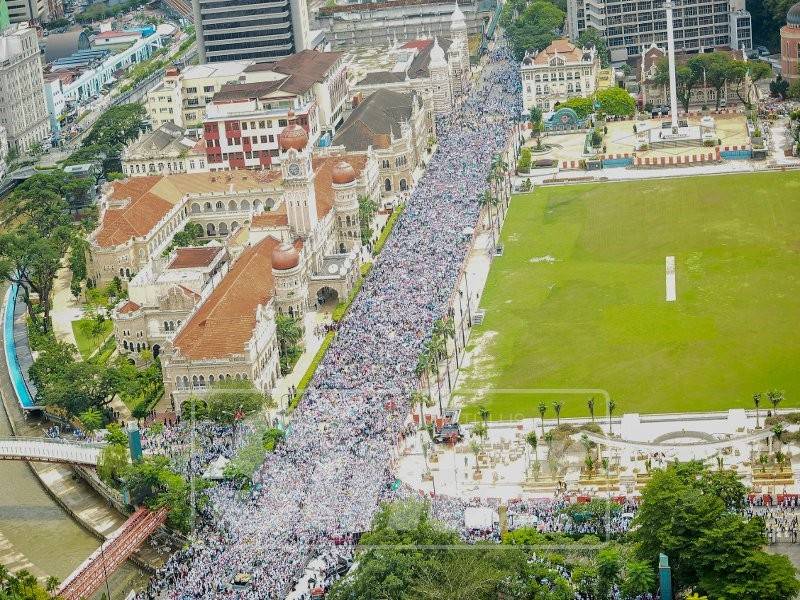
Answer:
[663,0,680,131]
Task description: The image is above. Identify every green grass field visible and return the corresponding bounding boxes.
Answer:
[71,318,113,360]
[457,172,800,421]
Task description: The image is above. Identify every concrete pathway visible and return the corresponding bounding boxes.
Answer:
[50,264,82,348]
[271,310,330,414]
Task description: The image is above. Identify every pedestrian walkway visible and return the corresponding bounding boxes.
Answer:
[50,264,83,348]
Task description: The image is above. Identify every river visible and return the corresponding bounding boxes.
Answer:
[0,284,148,598]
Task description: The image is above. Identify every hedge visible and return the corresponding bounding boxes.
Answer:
[372,204,404,256]
[289,331,335,412]
[332,262,372,322]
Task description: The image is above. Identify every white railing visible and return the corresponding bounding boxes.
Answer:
[0,437,105,466]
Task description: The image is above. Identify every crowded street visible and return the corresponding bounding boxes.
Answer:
[139,47,523,599]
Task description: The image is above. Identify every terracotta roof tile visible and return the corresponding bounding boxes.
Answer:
[167,246,223,270]
[117,300,141,314]
[95,177,176,248]
[172,236,280,360]
[251,205,289,228]
[311,154,368,219]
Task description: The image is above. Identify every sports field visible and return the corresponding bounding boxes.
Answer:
[457,172,800,421]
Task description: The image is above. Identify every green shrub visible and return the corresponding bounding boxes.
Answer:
[290,331,335,411]
[372,205,404,256]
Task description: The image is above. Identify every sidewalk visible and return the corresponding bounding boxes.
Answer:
[50,264,82,348]
[270,310,330,415]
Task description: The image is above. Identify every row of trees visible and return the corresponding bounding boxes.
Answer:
[653,53,772,111]
[414,316,458,413]
[329,463,800,599]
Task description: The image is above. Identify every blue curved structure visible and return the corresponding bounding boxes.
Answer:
[3,284,40,410]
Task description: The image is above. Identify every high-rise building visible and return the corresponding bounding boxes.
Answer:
[0,0,10,31]
[566,0,752,62]
[5,0,48,25]
[192,0,309,63]
[0,23,51,152]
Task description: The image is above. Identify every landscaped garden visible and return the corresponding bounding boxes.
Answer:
[457,172,800,421]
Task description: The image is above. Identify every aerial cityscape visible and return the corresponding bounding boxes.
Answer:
[0,0,798,597]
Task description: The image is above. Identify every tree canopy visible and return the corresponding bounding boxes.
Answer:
[596,87,636,116]
[630,462,800,598]
[502,0,565,61]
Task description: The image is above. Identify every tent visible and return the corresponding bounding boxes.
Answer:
[464,506,495,530]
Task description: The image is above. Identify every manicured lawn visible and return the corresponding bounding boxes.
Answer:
[457,172,800,421]
[71,318,114,360]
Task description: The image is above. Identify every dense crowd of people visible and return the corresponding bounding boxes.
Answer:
[140,46,523,599]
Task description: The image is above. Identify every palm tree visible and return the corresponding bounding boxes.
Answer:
[427,333,450,393]
[434,315,458,369]
[45,576,60,594]
[526,431,539,465]
[411,390,428,426]
[414,351,434,409]
[753,392,762,428]
[580,433,593,458]
[773,423,786,452]
[478,190,497,250]
[470,440,482,475]
[553,400,562,426]
[587,396,595,423]
[479,405,490,428]
[538,401,547,436]
[776,451,787,472]
[768,389,784,415]
[607,399,616,435]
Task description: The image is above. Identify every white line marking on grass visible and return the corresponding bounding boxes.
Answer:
[666,255,676,302]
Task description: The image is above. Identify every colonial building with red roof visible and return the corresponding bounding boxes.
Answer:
[96,123,380,400]
[520,39,600,112]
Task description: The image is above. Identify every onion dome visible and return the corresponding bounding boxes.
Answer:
[430,37,447,67]
[331,160,357,184]
[278,124,308,151]
[451,4,466,30]
[789,2,800,25]
[271,242,300,270]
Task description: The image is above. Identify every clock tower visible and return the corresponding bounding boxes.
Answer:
[278,123,317,237]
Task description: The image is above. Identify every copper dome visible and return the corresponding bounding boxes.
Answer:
[278,124,309,151]
[331,160,357,185]
[789,1,800,25]
[271,242,300,270]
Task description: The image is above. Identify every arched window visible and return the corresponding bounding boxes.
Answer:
[400,179,408,191]
[231,221,239,230]
[219,222,229,236]
[199,375,205,387]
[191,203,201,214]
[384,178,392,192]
[228,200,237,211]
[207,223,216,236]
[123,340,129,350]
[209,375,215,384]
[183,376,189,388]
[241,200,250,210]
[216,201,224,211]
[192,375,198,387]
[175,376,182,389]
[204,202,212,212]
[235,374,241,381]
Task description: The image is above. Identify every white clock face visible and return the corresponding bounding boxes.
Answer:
[288,163,301,177]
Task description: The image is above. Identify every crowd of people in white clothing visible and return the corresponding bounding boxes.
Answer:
[139,45,524,599]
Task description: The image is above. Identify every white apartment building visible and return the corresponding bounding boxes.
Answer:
[0,24,51,153]
[567,0,752,62]
[521,39,599,112]
[147,61,251,129]
[146,51,348,137]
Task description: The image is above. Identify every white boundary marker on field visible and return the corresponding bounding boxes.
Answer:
[666,256,676,301]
